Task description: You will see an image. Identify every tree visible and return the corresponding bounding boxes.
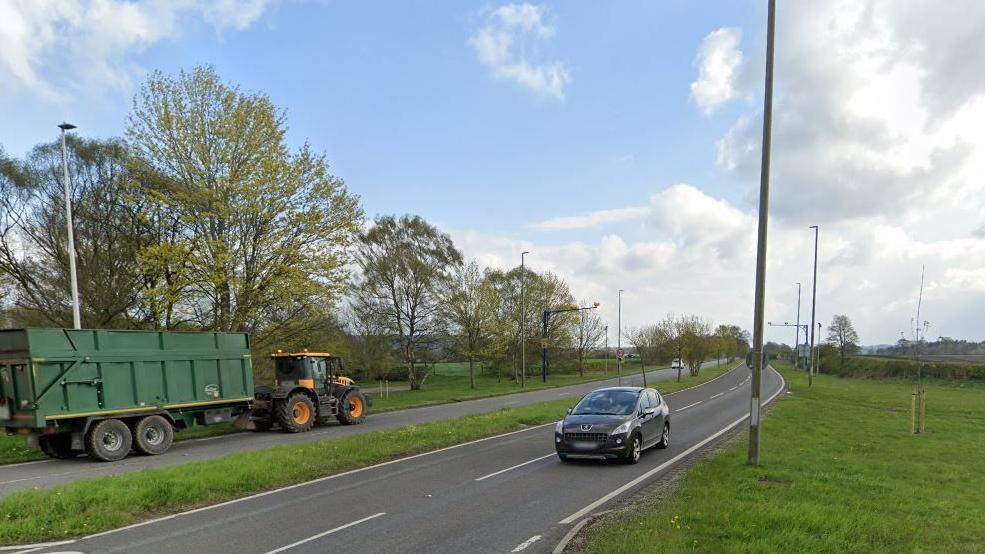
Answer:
[826,314,860,369]
[440,260,500,388]
[624,325,658,382]
[342,304,395,382]
[353,215,462,390]
[0,137,150,328]
[677,315,713,376]
[127,65,362,341]
[572,301,605,376]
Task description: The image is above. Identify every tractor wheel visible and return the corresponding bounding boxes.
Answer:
[132,415,174,456]
[277,393,316,433]
[39,434,77,459]
[336,390,367,425]
[86,419,133,462]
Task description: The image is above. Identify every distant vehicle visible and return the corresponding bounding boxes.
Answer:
[555,386,670,464]
[625,353,636,359]
[671,358,684,371]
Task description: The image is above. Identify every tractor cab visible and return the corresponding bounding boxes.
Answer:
[250,351,367,433]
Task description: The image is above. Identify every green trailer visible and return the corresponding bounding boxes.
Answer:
[0,328,255,461]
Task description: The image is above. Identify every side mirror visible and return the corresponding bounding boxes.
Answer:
[566,407,572,414]
[643,407,656,416]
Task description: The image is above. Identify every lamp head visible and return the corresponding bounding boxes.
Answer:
[58,122,77,131]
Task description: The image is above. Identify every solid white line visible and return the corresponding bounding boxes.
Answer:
[263,512,386,554]
[673,400,702,412]
[0,539,75,553]
[552,518,591,554]
[709,392,724,399]
[80,422,555,541]
[475,453,556,482]
[0,458,55,469]
[558,368,786,525]
[511,535,542,552]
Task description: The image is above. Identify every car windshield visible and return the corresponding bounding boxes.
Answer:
[571,390,639,416]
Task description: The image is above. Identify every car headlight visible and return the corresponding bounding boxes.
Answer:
[612,420,632,435]
[555,420,564,433]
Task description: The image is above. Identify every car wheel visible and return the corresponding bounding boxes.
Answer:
[657,423,670,449]
[625,434,642,464]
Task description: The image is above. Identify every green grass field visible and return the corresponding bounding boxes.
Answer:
[580,363,985,553]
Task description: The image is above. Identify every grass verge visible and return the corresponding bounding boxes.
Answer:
[0,361,739,545]
[580,363,985,553]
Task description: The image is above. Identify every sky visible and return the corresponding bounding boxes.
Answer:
[2,0,984,346]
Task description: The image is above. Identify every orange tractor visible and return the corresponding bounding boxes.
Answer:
[251,352,369,432]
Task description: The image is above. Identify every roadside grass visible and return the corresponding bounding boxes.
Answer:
[0,361,740,544]
[580,363,985,553]
[0,360,729,465]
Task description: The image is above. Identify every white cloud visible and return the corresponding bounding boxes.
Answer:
[531,206,649,230]
[690,27,745,115]
[469,3,571,100]
[0,0,273,102]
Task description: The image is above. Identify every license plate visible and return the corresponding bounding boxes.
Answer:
[572,441,597,450]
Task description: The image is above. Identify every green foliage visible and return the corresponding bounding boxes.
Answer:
[353,214,463,390]
[127,65,363,340]
[581,365,985,553]
[823,356,985,381]
[439,260,501,388]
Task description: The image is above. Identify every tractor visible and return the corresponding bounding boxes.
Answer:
[250,351,370,432]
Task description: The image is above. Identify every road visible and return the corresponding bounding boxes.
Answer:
[27,364,785,554]
[0,360,724,499]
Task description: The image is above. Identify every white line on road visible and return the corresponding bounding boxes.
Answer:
[263,512,386,554]
[674,400,702,412]
[559,368,786,525]
[709,392,724,399]
[511,535,542,552]
[475,453,556,482]
[728,386,738,391]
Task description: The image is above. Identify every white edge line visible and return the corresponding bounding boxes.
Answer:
[475,453,556,482]
[558,367,786,525]
[262,512,386,554]
[0,459,56,469]
[552,517,591,554]
[82,422,554,541]
[709,392,724,399]
[511,534,542,552]
[0,540,75,553]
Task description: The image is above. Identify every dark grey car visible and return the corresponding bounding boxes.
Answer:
[554,386,670,464]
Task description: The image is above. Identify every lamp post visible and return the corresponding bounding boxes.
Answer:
[58,123,81,330]
[748,0,776,466]
[808,225,819,386]
[794,282,802,370]
[520,251,529,388]
[604,324,609,375]
[542,302,599,383]
[617,289,624,385]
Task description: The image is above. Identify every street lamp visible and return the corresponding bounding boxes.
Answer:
[520,251,529,388]
[617,289,624,385]
[542,302,599,383]
[794,282,802,370]
[58,122,81,329]
[768,321,808,366]
[808,225,819,387]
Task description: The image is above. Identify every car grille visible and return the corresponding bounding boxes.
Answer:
[563,432,608,442]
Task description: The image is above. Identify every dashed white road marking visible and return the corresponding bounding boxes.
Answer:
[512,535,542,552]
[475,453,556,482]
[263,512,386,554]
[674,400,703,412]
[709,392,724,399]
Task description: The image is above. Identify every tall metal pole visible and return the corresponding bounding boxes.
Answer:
[795,282,801,370]
[59,123,82,329]
[617,289,624,385]
[604,325,609,375]
[747,0,776,467]
[520,251,528,388]
[808,225,819,386]
[542,311,549,383]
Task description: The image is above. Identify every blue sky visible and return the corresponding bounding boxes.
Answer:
[3,1,985,344]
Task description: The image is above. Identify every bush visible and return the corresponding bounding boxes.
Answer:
[825,356,985,381]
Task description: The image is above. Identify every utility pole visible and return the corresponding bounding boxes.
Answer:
[748,0,776,467]
[808,225,819,386]
[604,325,609,375]
[520,251,529,388]
[59,123,82,329]
[617,289,624,385]
[795,282,802,370]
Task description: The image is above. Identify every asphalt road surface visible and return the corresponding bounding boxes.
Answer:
[26,364,785,554]
[0,361,722,499]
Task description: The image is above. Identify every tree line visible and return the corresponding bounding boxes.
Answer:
[0,65,750,387]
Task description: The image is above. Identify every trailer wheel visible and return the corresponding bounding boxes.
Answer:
[39,434,77,459]
[132,415,174,455]
[336,390,367,425]
[86,419,133,462]
[277,393,316,433]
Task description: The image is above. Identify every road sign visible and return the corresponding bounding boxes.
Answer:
[540,338,548,349]
[616,348,625,361]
